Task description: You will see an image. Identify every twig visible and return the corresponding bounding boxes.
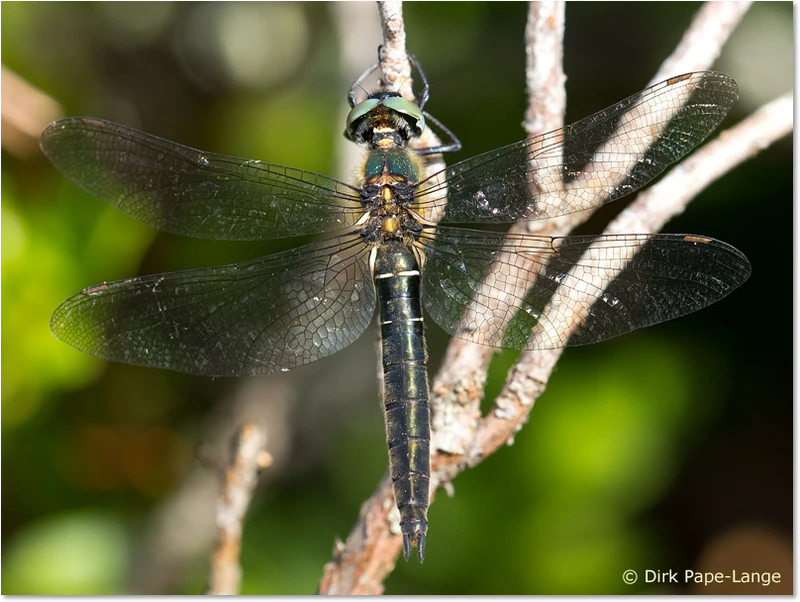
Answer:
[524,1,566,137]
[207,423,271,595]
[464,0,755,451]
[377,0,411,100]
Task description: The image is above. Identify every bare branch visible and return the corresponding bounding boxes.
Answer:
[377,0,411,100]
[462,0,780,466]
[128,377,295,594]
[207,423,271,595]
[318,1,786,594]
[375,1,445,165]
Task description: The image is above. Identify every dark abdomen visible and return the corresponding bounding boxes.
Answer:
[373,242,431,561]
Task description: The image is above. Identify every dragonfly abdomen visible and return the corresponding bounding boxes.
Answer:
[373,242,431,562]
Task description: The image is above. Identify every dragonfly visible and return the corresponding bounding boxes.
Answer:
[41,55,750,562]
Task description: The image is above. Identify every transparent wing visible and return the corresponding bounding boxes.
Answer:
[414,72,738,223]
[40,118,366,241]
[420,227,751,349]
[51,234,376,376]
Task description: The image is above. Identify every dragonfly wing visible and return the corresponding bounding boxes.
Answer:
[40,118,365,240]
[414,72,738,224]
[51,234,376,376]
[420,227,751,350]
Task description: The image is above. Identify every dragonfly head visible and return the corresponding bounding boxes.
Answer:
[344,92,425,149]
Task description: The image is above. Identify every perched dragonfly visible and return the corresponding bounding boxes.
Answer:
[42,56,750,562]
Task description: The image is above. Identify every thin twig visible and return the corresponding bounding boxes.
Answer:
[377,0,411,100]
[207,423,271,595]
[524,1,566,137]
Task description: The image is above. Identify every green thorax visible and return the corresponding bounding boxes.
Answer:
[363,148,421,184]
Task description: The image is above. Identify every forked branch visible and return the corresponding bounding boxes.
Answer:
[319,0,790,593]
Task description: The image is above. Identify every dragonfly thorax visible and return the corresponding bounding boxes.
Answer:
[358,147,424,246]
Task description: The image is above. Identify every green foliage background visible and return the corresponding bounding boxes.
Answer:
[2,2,792,595]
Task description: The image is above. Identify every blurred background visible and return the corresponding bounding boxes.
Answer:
[1,2,792,595]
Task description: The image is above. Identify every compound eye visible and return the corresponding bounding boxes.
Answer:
[344,98,381,140]
[383,96,425,136]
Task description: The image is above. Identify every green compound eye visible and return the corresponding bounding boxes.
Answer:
[344,98,381,139]
[382,96,425,136]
